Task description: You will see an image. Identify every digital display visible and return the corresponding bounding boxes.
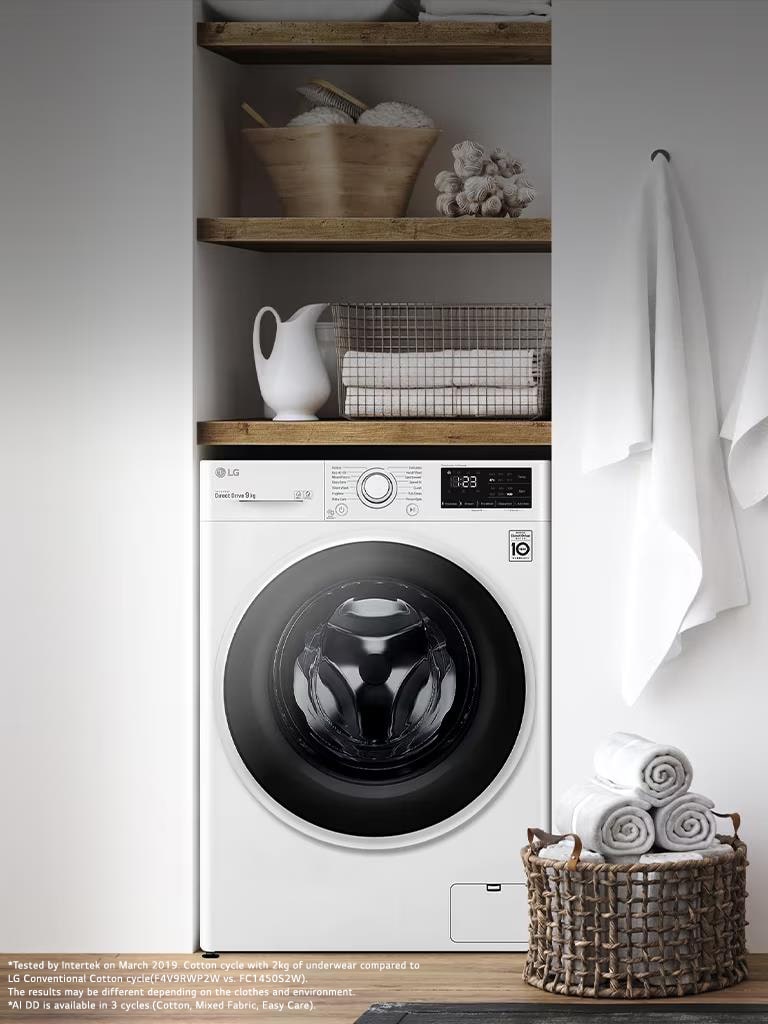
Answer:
[450,474,479,489]
[441,467,532,509]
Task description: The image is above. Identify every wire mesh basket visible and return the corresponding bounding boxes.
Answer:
[331,303,551,420]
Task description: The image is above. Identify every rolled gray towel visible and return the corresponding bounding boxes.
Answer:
[593,731,692,807]
[555,780,655,858]
[654,792,717,851]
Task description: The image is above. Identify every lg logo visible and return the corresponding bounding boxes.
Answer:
[216,467,240,478]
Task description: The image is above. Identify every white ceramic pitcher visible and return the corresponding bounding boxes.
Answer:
[253,303,331,421]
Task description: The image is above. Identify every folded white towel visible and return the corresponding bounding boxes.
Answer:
[654,792,716,852]
[209,0,418,21]
[593,732,692,807]
[581,156,747,705]
[639,843,734,864]
[340,350,538,388]
[555,780,654,858]
[422,0,550,13]
[699,842,736,860]
[639,850,703,864]
[345,387,451,417]
[342,352,450,389]
[450,350,539,387]
[344,385,541,418]
[455,386,541,416]
[538,840,602,864]
[721,276,768,508]
[419,11,550,19]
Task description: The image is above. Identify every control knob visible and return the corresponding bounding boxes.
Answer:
[357,469,397,508]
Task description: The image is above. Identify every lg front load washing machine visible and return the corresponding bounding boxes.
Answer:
[200,455,550,952]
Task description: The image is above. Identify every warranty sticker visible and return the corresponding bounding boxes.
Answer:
[509,529,534,562]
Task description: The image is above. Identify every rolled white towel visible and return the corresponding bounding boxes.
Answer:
[654,792,717,852]
[555,780,654,858]
[593,732,692,807]
[538,840,602,863]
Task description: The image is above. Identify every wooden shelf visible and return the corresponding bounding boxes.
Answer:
[198,420,551,446]
[197,217,551,253]
[197,21,551,65]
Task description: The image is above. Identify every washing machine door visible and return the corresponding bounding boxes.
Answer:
[223,541,526,840]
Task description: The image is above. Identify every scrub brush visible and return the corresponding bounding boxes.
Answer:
[296,79,368,121]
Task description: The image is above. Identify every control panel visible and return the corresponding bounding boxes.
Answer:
[201,460,549,522]
[441,467,532,510]
[326,463,423,520]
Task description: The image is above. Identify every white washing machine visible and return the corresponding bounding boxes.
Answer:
[200,455,550,952]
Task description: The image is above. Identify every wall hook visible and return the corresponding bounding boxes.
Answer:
[651,148,671,163]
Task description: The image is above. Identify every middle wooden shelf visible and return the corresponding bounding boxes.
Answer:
[197,216,551,253]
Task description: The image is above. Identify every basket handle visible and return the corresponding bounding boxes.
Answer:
[527,827,583,870]
[713,810,741,839]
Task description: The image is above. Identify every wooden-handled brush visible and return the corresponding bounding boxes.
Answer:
[296,80,368,121]
[241,102,270,128]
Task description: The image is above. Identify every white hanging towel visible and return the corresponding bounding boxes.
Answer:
[721,277,768,508]
[582,156,747,705]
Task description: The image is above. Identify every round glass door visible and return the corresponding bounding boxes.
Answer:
[223,541,526,838]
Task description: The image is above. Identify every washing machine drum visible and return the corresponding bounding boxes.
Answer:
[224,541,526,838]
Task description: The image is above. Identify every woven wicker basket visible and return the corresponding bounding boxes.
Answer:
[521,818,748,999]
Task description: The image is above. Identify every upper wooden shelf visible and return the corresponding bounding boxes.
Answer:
[197,21,551,65]
[198,419,551,446]
[198,217,551,253]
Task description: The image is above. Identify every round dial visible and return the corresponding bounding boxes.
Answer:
[357,469,397,507]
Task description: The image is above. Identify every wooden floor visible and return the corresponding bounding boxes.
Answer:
[2,953,766,1023]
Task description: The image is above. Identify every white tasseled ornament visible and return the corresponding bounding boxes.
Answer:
[491,148,523,177]
[514,174,536,206]
[500,178,520,204]
[482,194,503,217]
[463,175,498,203]
[455,191,473,215]
[288,107,354,126]
[452,140,486,178]
[435,170,461,194]
[436,193,460,217]
[436,141,535,217]
[358,101,434,128]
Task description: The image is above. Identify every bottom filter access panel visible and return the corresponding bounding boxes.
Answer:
[450,883,529,944]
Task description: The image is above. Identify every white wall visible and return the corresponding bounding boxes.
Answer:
[195,37,269,421]
[552,0,768,949]
[0,0,196,951]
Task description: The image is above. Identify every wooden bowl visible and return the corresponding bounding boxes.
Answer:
[243,125,440,218]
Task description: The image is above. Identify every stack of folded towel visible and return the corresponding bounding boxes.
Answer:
[544,732,731,864]
[341,349,542,418]
[418,0,551,22]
